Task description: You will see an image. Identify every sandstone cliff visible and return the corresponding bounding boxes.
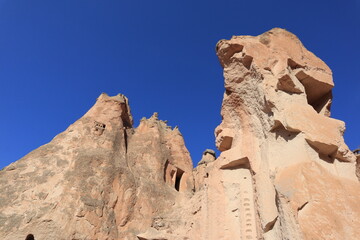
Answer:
[1,28,359,240]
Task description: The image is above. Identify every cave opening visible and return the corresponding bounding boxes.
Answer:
[25,234,35,240]
[175,168,184,191]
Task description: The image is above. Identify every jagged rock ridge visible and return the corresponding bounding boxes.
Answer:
[1,28,359,240]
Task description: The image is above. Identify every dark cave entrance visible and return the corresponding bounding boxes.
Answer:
[25,234,35,240]
[175,168,184,191]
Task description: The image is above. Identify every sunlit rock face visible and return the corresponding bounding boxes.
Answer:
[203,28,359,240]
[1,29,359,240]
[0,93,194,240]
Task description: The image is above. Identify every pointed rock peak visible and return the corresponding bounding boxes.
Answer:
[84,92,133,128]
[198,149,216,166]
[172,125,181,134]
[150,112,159,120]
[203,149,216,157]
[139,112,174,131]
[97,92,129,103]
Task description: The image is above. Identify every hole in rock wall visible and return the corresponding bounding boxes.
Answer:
[93,121,106,135]
[264,216,278,233]
[94,121,106,130]
[175,169,184,191]
[287,58,333,115]
[164,160,184,192]
[25,234,35,240]
[242,55,253,70]
[287,58,304,70]
[299,78,332,115]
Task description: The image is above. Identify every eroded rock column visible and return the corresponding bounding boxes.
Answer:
[203,28,360,240]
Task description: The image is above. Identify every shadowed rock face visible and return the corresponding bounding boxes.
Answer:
[1,29,360,240]
[355,148,360,181]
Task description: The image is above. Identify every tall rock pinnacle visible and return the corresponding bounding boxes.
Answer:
[1,28,359,240]
[206,27,359,239]
[190,28,359,240]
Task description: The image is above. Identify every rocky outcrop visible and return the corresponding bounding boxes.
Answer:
[1,28,359,240]
[198,149,216,166]
[355,148,360,181]
[203,28,359,240]
[0,94,193,240]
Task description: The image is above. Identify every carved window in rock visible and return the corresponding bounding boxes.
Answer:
[174,168,184,191]
[93,121,106,136]
[25,234,35,240]
[164,160,184,192]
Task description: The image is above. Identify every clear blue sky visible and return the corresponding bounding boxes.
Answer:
[0,0,359,169]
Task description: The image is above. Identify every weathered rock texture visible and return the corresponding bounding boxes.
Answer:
[1,28,359,240]
[0,94,194,240]
[355,148,360,180]
[207,28,360,240]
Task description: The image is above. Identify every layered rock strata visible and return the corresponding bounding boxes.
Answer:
[1,28,359,240]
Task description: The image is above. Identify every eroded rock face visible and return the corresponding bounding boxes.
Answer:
[198,149,216,166]
[200,28,359,240]
[355,148,360,181]
[0,93,193,240]
[1,28,359,240]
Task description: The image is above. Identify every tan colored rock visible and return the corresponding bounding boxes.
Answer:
[1,28,359,240]
[354,148,360,181]
[209,28,360,240]
[0,93,193,240]
[274,161,360,239]
[198,149,216,166]
[215,127,234,151]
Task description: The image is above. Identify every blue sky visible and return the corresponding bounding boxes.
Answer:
[0,0,359,169]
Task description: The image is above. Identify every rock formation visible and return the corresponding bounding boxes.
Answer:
[198,149,216,166]
[355,148,360,180]
[0,94,193,240]
[1,28,359,240]
[206,27,359,240]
